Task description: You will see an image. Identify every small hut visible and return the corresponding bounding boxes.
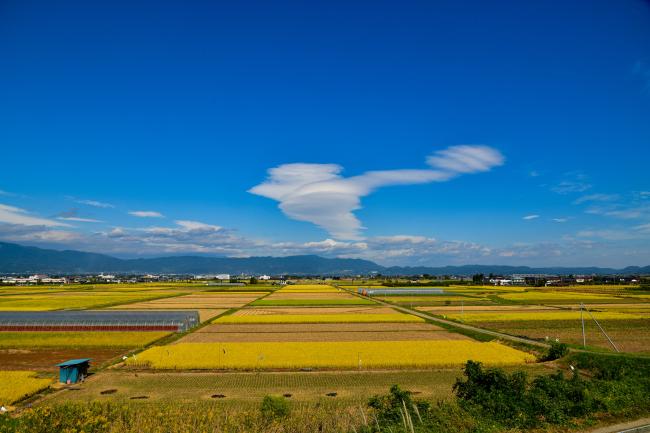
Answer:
[57,359,91,384]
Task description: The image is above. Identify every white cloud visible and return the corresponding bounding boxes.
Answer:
[250,145,504,240]
[552,218,569,223]
[573,194,619,205]
[0,204,70,227]
[576,229,638,241]
[175,220,222,231]
[552,181,592,194]
[57,217,103,223]
[75,199,115,208]
[523,214,540,220]
[129,211,164,218]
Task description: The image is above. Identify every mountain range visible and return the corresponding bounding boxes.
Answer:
[0,242,648,276]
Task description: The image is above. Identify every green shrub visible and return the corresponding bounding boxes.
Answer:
[541,341,569,361]
[260,395,290,419]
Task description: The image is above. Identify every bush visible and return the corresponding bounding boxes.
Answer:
[260,395,290,420]
[541,341,569,361]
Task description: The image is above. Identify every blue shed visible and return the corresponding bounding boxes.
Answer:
[57,359,91,384]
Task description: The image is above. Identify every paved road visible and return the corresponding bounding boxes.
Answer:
[586,418,650,433]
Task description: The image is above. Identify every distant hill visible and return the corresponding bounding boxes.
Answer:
[0,242,648,276]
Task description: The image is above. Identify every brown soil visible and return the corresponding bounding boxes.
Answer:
[0,347,125,371]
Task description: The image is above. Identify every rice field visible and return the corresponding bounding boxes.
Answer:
[127,340,535,369]
[213,313,424,324]
[0,331,170,348]
[113,293,264,310]
[275,285,342,293]
[418,305,560,313]
[251,299,376,306]
[497,291,624,303]
[179,322,466,343]
[0,371,52,404]
[443,311,643,322]
[0,291,183,311]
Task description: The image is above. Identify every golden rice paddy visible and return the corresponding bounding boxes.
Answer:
[275,284,342,293]
[127,340,534,369]
[0,371,52,404]
[0,332,171,348]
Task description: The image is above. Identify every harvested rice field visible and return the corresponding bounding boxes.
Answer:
[497,291,625,303]
[264,292,357,300]
[214,313,424,324]
[49,369,475,403]
[178,322,467,343]
[251,298,376,306]
[418,305,561,313]
[233,306,399,315]
[0,347,130,371]
[469,318,650,354]
[127,340,535,369]
[215,306,423,324]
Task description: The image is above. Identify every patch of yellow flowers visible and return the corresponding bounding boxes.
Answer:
[128,341,534,369]
[0,371,52,404]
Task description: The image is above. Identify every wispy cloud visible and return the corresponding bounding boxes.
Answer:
[0,204,70,227]
[57,217,103,223]
[552,218,569,223]
[74,198,115,208]
[250,145,504,240]
[573,193,619,205]
[0,189,15,197]
[523,214,540,220]
[129,210,164,218]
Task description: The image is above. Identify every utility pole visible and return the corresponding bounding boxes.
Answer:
[580,303,586,348]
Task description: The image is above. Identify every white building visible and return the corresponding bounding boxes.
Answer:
[258,275,271,280]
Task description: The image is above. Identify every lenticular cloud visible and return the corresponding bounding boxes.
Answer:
[249,145,504,240]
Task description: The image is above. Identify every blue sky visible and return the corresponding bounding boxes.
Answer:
[1,0,649,267]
